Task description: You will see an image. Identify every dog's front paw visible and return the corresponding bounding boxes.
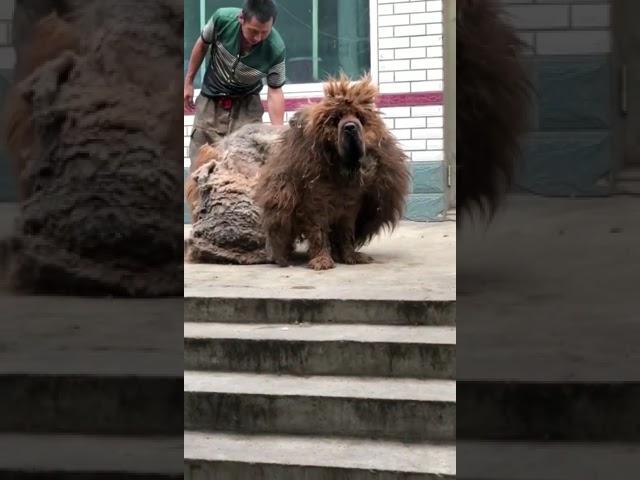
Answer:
[308,255,335,270]
[343,252,374,265]
[273,257,290,268]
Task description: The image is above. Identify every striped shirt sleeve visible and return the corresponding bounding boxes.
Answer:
[267,54,286,88]
[201,16,215,44]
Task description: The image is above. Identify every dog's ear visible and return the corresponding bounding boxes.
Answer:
[291,106,324,139]
[288,108,310,129]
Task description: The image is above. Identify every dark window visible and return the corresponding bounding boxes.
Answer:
[184,0,371,86]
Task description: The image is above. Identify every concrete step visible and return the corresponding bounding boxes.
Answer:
[457,381,640,441]
[185,430,456,480]
[457,441,640,479]
[1,295,183,435]
[184,322,456,379]
[616,166,640,181]
[614,180,640,194]
[0,372,182,434]
[184,297,455,326]
[0,433,182,479]
[184,371,455,442]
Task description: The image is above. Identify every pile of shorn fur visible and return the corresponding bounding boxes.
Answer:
[1,0,184,296]
[185,124,283,265]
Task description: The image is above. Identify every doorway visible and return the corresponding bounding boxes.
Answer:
[612,0,640,167]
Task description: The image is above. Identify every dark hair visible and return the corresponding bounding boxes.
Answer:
[242,0,278,24]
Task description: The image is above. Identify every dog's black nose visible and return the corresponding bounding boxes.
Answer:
[343,122,358,132]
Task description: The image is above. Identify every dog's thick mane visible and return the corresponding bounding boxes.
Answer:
[457,0,532,221]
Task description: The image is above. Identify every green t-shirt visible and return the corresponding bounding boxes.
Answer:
[200,7,286,97]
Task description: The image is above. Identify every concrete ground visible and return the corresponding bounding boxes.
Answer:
[0,204,182,376]
[458,441,640,479]
[186,431,455,476]
[458,194,640,382]
[185,220,456,302]
[0,204,183,477]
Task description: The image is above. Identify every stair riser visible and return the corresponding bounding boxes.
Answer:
[615,181,640,194]
[0,375,182,434]
[184,338,455,379]
[184,461,451,480]
[0,472,181,479]
[184,392,455,442]
[458,382,640,441]
[185,298,455,326]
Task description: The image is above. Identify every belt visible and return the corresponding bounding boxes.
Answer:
[216,97,234,110]
[203,93,258,111]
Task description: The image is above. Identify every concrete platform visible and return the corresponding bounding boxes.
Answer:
[0,205,184,474]
[458,194,640,441]
[185,431,455,479]
[0,295,183,434]
[0,295,183,376]
[458,441,640,479]
[458,194,640,381]
[184,220,456,302]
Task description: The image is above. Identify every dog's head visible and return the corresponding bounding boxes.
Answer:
[300,74,386,173]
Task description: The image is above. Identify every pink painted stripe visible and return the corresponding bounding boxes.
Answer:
[184,91,443,115]
[268,91,443,111]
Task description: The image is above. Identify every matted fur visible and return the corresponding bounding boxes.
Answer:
[255,75,411,270]
[3,13,81,199]
[1,1,184,296]
[457,0,532,220]
[185,123,282,264]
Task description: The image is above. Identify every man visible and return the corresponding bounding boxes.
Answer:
[184,0,286,171]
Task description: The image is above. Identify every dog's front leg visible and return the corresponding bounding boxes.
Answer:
[307,224,335,270]
[331,219,373,265]
[263,216,295,267]
[266,224,294,267]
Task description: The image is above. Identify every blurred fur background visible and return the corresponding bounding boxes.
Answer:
[1,0,184,296]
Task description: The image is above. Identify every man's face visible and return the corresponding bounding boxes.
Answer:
[239,13,273,46]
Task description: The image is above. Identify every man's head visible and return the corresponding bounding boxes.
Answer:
[239,0,277,46]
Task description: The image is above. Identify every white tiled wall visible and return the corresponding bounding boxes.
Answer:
[501,0,611,55]
[0,0,14,68]
[184,0,446,171]
[375,0,444,164]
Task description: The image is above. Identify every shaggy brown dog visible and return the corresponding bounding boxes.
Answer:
[457,0,532,219]
[254,75,411,270]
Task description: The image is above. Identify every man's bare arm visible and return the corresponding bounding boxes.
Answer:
[267,86,285,126]
[184,37,208,113]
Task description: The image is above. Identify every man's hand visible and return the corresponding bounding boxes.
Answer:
[184,37,209,114]
[184,83,196,114]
